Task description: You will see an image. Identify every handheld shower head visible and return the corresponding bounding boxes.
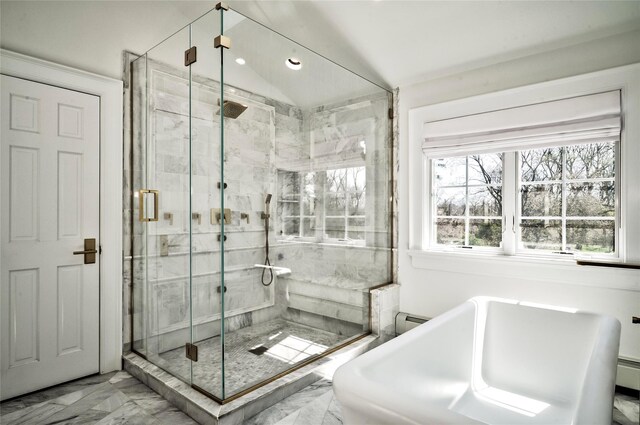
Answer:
[265,194,272,204]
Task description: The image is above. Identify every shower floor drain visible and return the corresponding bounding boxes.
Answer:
[248,346,268,356]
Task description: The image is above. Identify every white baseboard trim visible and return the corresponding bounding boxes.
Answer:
[617,358,640,391]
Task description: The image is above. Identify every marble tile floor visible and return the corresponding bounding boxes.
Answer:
[614,392,640,425]
[0,371,198,425]
[156,319,353,398]
[1,370,636,425]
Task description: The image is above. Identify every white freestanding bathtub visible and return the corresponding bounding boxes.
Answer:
[333,297,621,425]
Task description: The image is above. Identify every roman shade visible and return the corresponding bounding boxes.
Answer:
[422,90,621,158]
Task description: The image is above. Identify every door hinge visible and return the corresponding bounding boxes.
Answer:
[388,108,394,120]
[214,35,231,50]
[185,342,198,362]
[184,46,197,67]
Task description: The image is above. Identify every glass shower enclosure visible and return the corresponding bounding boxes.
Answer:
[129,3,393,402]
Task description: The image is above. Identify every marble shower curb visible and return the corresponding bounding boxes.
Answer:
[123,334,379,425]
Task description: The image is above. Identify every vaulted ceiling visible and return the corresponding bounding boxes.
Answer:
[2,1,639,106]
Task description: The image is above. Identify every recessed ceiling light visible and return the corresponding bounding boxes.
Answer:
[235,57,246,65]
[286,57,302,71]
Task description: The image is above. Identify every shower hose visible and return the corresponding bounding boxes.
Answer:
[262,216,274,286]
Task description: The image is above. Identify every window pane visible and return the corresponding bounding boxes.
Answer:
[282,200,300,216]
[566,220,614,253]
[436,218,464,245]
[325,193,346,216]
[348,217,365,240]
[283,218,299,236]
[302,172,316,209]
[279,170,300,194]
[436,187,466,216]
[468,186,502,216]
[468,153,503,185]
[520,219,562,251]
[566,182,615,217]
[566,142,615,179]
[326,169,347,192]
[520,147,562,182]
[434,157,466,186]
[302,218,315,237]
[325,217,345,239]
[520,184,561,216]
[348,192,365,215]
[346,167,366,191]
[469,219,502,247]
[302,195,315,215]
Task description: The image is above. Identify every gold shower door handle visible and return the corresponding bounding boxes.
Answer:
[73,238,98,264]
[139,189,159,222]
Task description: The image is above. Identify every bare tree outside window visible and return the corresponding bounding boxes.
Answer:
[431,141,616,254]
[434,153,503,247]
[278,167,366,241]
[325,167,366,240]
[519,142,615,253]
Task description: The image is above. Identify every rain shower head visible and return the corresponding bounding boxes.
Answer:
[216,99,248,119]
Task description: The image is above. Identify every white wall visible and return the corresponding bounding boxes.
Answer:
[0,1,213,80]
[397,29,640,361]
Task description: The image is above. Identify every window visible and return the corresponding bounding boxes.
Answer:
[421,89,622,259]
[430,141,618,257]
[324,167,366,240]
[278,166,366,242]
[278,170,316,238]
[434,154,503,248]
[519,142,615,253]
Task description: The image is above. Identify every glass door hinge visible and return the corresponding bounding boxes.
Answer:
[388,108,394,120]
[185,342,198,362]
[185,46,197,67]
[214,35,231,49]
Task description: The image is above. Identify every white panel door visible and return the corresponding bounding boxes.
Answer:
[1,75,100,400]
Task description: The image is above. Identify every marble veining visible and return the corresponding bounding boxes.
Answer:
[2,369,635,425]
[0,372,197,425]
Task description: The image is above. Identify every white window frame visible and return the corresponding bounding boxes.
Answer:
[430,154,505,253]
[428,145,620,258]
[277,166,367,246]
[408,64,640,288]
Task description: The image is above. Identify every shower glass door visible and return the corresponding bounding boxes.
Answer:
[189,7,225,400]
[138,25,194,385]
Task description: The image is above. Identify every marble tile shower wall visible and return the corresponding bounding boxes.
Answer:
[124,58,294,353]
[270,93,393,336]
[123,55,394,353]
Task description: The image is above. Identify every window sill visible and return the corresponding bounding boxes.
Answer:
[407,249,640,291]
